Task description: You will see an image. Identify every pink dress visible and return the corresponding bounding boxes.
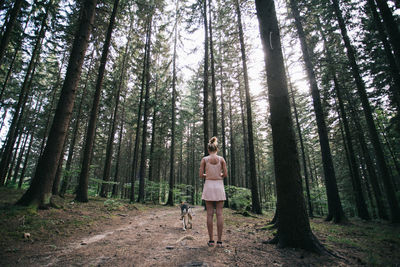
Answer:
[201,156,226,201]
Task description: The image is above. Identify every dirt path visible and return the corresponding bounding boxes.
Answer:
[4,205,347,266]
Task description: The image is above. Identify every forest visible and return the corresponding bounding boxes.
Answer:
[0,0,400,265]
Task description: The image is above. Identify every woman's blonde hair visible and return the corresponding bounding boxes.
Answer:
[208,136,218,152]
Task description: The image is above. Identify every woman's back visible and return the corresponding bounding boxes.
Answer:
[205,155,222,180]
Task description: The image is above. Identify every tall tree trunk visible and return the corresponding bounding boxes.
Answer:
[237,77,250,188]
[100,10,129,198]
[75,0,119,202]
[5,127,24,185]
[137,12,153,203]
[366,0,400,113]
[333,76,370,220]
[289,86,313,218]
[38,51,68,158]
[228,87,236,186]
[11,132,29,184]
[289,0,345,223]
[148,75,159,183]
[0,8,48,185]
[59,52,94,197]
[315,17,370,220]
[331,0,400,223]
[347,94,389,220]
[203,0,209,157]
[112,101,125,198]
[235,0,261,214]
[218,35,228,207]
[130,19,152,203]
[255,0,326,252]
[16,0,97,208]
[0,6,34,104]
[18,132,34,188]
[12,97,43,184]
[0,0,24,67]
[52,137,68,195]
[374,0,400,70]
[167,2,178,206]
[208,0,217,137]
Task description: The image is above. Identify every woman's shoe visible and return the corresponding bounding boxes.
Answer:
[207,240,215,247]
[216,241,223,248]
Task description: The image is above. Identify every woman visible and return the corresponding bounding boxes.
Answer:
[199,137,228,247]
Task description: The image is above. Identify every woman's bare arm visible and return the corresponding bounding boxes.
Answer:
[221,158,228,178]
[199,158,206,179]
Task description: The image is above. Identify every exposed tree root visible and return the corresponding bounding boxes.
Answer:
[263,232,346,260]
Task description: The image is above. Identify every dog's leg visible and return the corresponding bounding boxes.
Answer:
[188,213,193,229]
[182,215,187,231]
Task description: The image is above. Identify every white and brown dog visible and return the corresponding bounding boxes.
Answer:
[180,202,193,231]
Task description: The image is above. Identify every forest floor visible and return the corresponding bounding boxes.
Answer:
[1,188,400,266]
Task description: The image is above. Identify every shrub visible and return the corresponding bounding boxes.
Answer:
[225,185,251,211]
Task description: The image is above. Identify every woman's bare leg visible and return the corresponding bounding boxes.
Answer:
[216,201,224,243]
[205,201,215,242]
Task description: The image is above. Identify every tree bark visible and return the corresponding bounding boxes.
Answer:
[289,86,313,218]
[208,0,218,137]
[112,101,125,198]
[366,0,400,114]
[167,1,178,206]
[0,0,24,67]
[289,0,345,223]
[0,8,48,185]
[203,0,209,157]
[315,17,370,220]
[235,0,261,214]
[148,75,159,183]
[331,0,400,223]
[228,88,236,187]
[59,51,94,197]
[75,0,119,202]
[374,0,400,70]
[130,18,152,203]
[137,12,153,203]
[18,132,34,189]
[16,0,97,208]
[347,92,389,220]
[100,7,129,198]
[255,0,326,252]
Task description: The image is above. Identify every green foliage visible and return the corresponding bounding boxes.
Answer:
[225,185,251,211]
[173,183,194,203]
[103,199,124,211]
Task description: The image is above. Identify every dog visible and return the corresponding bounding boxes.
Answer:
[180,202,193,231]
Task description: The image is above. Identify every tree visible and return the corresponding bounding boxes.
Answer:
[75,0,120,202]
[288,0,346,223]
[0,0,24,67]
[16,0,98,208]
[0,5,49,186]
[235,0,261,214]
[202,0,209,157]
[166,0,179,206]
[330,0,400,223]
[255,0,326,252]
[100,14,133,198]
[137,8,154,203]
[209,0,218,137]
